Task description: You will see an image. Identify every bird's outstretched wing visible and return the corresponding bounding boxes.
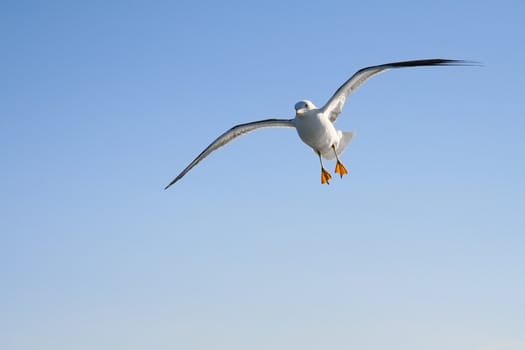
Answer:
[321,59,476,123]
[165,118,295,189]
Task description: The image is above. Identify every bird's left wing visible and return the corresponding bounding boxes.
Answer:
[165,118,295,189]
[321,59,475,123]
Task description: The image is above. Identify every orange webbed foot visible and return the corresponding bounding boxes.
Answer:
[335,161,348,178]
[321,167,332,184]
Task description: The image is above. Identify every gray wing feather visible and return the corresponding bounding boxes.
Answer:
[321,59,476,122]
[165,118,295,189]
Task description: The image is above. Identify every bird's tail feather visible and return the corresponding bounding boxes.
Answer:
[322,131,355,160]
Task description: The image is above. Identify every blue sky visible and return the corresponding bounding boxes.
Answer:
[1,1,524,349]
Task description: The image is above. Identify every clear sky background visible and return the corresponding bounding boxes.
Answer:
[1,1,524,349]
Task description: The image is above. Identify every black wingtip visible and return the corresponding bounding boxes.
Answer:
[387,58,481,68]
[453,59,483,67]
[164,176,181,190]
[436,59,483,66]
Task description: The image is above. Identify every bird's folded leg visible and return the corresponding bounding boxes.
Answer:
[321,168,332,184]
[335,161,348,178]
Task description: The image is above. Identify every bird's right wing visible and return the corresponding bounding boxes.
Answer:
[165,118,296,189]
[321,59,476,123]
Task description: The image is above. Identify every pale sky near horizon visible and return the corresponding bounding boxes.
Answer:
[1,1,524,349]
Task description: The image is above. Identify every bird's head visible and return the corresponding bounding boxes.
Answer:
[294,100,316,116]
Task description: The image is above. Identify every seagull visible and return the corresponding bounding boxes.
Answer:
[165,58,474,190]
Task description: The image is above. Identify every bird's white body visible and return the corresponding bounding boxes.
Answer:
[294,102,344,159]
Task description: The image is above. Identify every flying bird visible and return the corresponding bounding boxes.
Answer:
[165,59,474,190]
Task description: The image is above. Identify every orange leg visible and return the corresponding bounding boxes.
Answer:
[321,167,332,184]
[318,152,332,185]
[332,145,348,178]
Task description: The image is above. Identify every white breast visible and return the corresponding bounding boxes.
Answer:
[294,110,340,155]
